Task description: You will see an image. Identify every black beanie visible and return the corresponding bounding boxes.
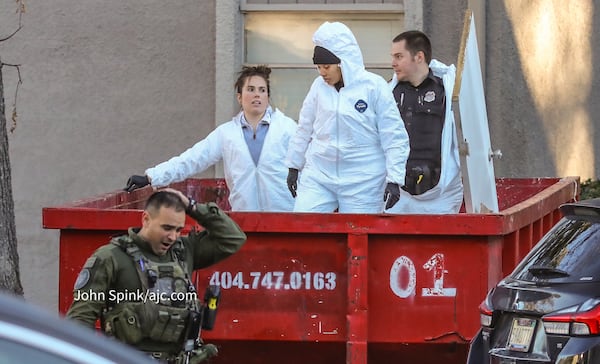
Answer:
[313,46,341,64]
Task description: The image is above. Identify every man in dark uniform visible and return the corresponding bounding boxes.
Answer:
[67,188,247,363]
[388,30,463,213]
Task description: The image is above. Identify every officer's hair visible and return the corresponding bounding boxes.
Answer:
[393,30,432,64]
[144,191,186,214]
[235,65,271,96]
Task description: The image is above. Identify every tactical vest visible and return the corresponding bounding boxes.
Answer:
[393,77,445,195]
[103,236,200,353]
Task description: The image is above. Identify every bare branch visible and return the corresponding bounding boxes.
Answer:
[0,25,23,43]
[0,62,23,132]
[1,62,21,68]
[10,67,22,133]
[16,0,26,28]
[0,0,26,42]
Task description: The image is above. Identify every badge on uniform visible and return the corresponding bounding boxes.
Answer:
[74,269,90,290]
[355,99,368,113]
[424,91,436,103]
[74,256,97,290]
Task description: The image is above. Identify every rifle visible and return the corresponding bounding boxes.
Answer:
[183,285,221,364]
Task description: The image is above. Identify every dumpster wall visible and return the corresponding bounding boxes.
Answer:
[43,177,579,364]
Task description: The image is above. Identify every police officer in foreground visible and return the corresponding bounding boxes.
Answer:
[67,188,246,363]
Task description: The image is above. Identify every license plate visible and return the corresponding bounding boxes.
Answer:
[507,317,536,352]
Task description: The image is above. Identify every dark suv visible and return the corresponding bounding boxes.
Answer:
[467,198,600,364]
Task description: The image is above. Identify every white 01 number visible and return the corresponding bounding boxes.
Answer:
[389,254,454,298]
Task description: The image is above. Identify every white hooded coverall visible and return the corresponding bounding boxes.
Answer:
[146,107,297,212]
[387,60,464,214]
[285,22,410,213]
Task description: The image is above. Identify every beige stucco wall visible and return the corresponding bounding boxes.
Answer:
[2,0,600,310]
[486,0,598,178]
[1,1,216,309]
[426,0,599,179]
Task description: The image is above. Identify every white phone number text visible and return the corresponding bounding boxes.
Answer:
[209,271,337,291]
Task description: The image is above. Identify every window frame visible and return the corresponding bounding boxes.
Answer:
[241,7,405,119]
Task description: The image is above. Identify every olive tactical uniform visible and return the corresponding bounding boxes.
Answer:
[67,202,246,362]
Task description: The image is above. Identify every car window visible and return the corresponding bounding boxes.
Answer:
[511,217,600,282]
[0,338,76,364]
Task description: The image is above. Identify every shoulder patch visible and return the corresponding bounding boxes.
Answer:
[74,269,90,290]
[82,256,97,269]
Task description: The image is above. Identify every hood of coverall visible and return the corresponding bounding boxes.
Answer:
[312,22,364,88]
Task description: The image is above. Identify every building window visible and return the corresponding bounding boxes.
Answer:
[244,11,403,119]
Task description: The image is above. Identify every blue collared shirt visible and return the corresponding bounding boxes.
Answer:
[241,108,271,166]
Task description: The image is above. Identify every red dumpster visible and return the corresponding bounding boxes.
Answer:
[42,176,578,364]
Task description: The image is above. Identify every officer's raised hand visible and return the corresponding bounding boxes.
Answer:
[383,182,400,209]
[287,168,299,198]
[124,175,150,192]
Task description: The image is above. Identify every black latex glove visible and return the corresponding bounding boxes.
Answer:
[124,175,150,192]
[384,182,400,209]
[287,168,299,198]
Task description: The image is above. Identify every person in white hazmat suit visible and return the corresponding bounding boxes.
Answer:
[387,30,463,214]
[285,21,410,213]
[124,65,298,212]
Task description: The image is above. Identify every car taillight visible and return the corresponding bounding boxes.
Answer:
[542,299,600,336]
[542,321,570,335]
[479,300,493,327]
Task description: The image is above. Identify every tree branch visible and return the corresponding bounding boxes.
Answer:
[0,62,23,133]
[0,0,25,43]
[0,25,22,43]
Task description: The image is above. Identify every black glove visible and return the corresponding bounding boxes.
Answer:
[384,182,400,209]
[124,175,150,192]
[287,168,299,198]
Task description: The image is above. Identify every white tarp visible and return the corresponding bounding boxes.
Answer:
[452,10,499,213]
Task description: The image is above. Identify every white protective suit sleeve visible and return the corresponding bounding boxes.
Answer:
[374,78,410,186]
[285,79,318,171]
[145,127,224,187]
